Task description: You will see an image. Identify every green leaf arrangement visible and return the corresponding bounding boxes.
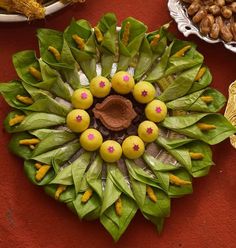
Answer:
[0,13,235,241]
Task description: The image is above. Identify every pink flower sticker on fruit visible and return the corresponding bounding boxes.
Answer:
[100,140,122,162]
[145,99,167,122]
[122,136,145,159]
[133,81,156,104]
[71,88,93,109]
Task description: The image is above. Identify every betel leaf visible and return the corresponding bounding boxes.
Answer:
[30,128,70,140]
[160,113,236,145]
[72,152,92,193]
[9,132,35,159]
[100,194,137,242]
[0,81,30,109]
[24,160,55,186]
[32,131,76,157]
[145,41,174,82]
[166,88,226,113]
[96,13,117,77]
[64,19,97,81]
[188,67,212,93]
[164,40,203,76]
[31,140,80,165]
[117,17,147,71]
[4,110,65,133]
[22,82,71,117]
[158,64,201,102]
[37,28,75,70]
[13,50,41,85]
[108,164,134,199]
[50,164,73,185]
[125,160,161,189]
[143,154,193,197]
[37,59,72,101]
[44,184,76,203]
[37,28,81,89]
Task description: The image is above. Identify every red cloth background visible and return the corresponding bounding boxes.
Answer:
[0,1,236,247]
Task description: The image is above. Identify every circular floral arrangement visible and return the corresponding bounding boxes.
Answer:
[0,13,235,241]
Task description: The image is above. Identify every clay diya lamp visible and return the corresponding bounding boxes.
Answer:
[93,95,137,131]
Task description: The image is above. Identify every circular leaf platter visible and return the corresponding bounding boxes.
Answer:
[0,13,235,241]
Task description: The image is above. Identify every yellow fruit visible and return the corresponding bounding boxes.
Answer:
[80,128,103,151]
[145,99,167,122]
[99,140,122,163]
[138,121,159,143]
[122,136,145,159]
[133,81,156,103]
[90,76,111,98]
[111,71,135,94]
[66,109,90,133]
[71,88,93,109]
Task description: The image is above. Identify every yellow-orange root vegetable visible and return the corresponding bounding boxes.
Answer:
[150,34,160,47]
[16,95,34,105]
[146,186,157,203]
[200,95,214,104]
[195,67,206,81]
[48,46,61,61]
[55,185,67,200]
[172,45,191,57]
[94,27,104,43]
[72,34,85,50]
[9,115,25,126]
[115,197,122,216]
[19,138,40,146]
[28,66,42,81]
[35,165,51,182]
[189,152,204,160]
[197,123,216,131]
[122,21,131,46]
[81,188,93,203]
[169,174,192,186]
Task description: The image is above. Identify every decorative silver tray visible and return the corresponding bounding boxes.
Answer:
[167,0,236,53]
[0,0,67,22]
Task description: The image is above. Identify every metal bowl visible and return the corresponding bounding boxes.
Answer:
[167,0,236,53]
[0,0,68,22]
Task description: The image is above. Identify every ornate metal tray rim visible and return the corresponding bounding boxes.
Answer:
[0,0,68,23]
[167,0,236,53]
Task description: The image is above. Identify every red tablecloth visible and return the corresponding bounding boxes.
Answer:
[0,1,236,247]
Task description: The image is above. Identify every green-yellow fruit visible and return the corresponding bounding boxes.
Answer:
[71,88,93,109]
[66,109,90,133]
[133,81,156,103]
[100,140,122,163]
[122,136,145,159]
[80,128,103,151]
[138,121,159,143]
[145,99,167,122]
[111,71,135,94]
[90,76,111,98]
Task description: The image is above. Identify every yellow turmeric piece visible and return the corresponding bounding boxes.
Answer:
[19,138,40,146]
[169,174,191,186]
[197,123,216,131]
[55,185,67,200]
[81,188,93,203]
[200,95,214,104]
[35,165,51,182]
[28,66,42,81]
[94,26,104,43]
[115,197,122,217]
[146,186,157,203]
[172,45,191,58]
[150,34,160,47]
[48,46,61,61]
[16,95,34,105]
[34,162,42,170]
[122,21,131,46]
[195,67,206,81]
[9,115,25,127]
[72,34,86,50]
[189,152,204,160]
